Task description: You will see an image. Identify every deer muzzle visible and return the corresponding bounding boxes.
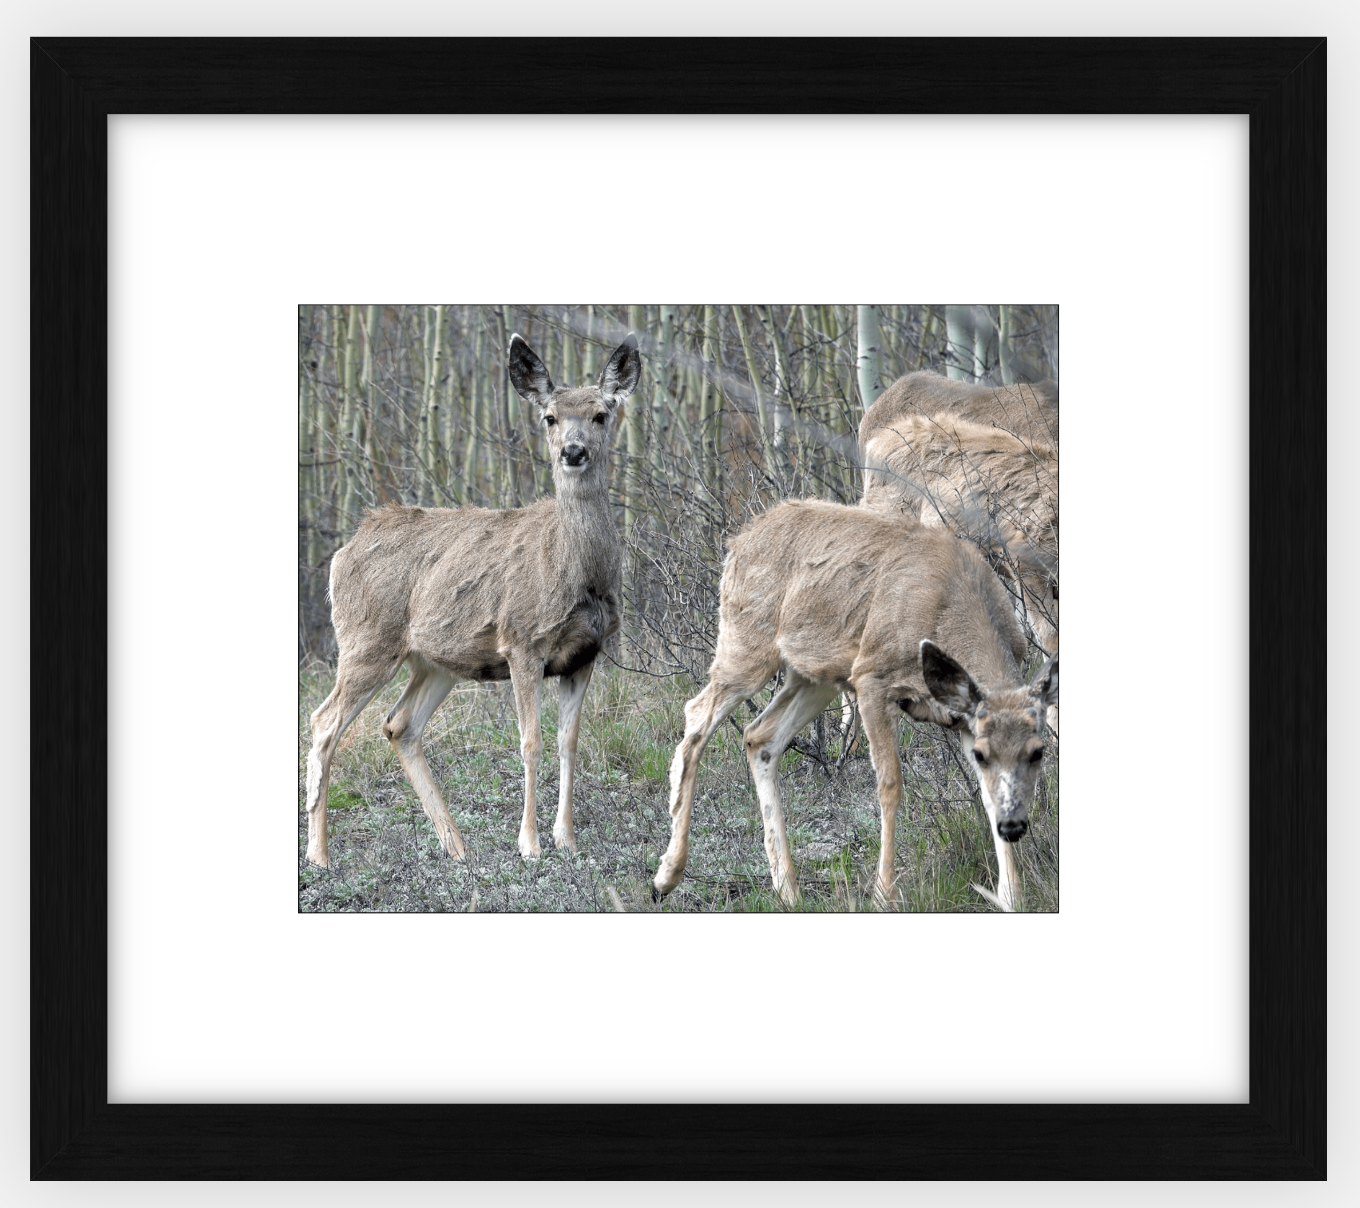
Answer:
[562,443,589,468]
[997,818,1028,842]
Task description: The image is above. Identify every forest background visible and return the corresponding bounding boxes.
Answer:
[298,303,1058,674]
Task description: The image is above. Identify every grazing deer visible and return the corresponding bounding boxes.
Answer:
[860,413,1058,656]
[860,368,1059,448]
[653,500,1057,911]
[304,333,641,868]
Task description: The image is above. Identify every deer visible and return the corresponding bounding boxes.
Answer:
[860,412,1058,657]
[303,332,641,869]
[653,499,1057,911]
[860,368,1059,448]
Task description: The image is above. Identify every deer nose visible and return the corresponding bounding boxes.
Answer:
[997,818,1028,842]
[562,443,588,466]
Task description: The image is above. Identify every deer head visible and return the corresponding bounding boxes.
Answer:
[508,332,640,481]
[919,639,1058,843]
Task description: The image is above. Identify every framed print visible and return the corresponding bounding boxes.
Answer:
[31,38,1325,1179]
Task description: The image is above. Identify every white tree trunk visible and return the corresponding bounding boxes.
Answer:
[971,305,992,382]
[1043,305,1059,379]
[763,306,796,464]
[945,304,972,381]
[997,304,1015,385]
[856,304,883,410]
[653,304,675,463]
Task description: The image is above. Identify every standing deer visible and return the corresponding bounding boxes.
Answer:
[304,332,641,868]
[653,500,1057,911]
[860,413,1058,656]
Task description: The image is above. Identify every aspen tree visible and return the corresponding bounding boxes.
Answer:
[997,304,1016,385]
[499,305,521,506]
[561,314,577,385]
[856,304,883,413]
[582,305,597,380]
[684,307,702,455]
[299,305,317,573]
[462,316,486,499]
[441,314,457,503]
[971,304,992,382]
[652,304,675,467]
[315,307,338,546]
[359,303,384,503]
[422,304,447,503]
[916,308,938,368]
[760,305,797,488]
[731,304,772,474]
[624,303,647,533]
[336,305,361,527]
[945,304,973,381]
[1041,304,1059,379]
[698,304,721,489]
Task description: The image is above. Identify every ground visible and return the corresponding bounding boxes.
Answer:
[298,662,1059,913]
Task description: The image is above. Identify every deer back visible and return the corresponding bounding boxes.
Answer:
[717,500,1025,698]
[330,499,620,679]
[861,413,1058,566]
[860,370,1059,449]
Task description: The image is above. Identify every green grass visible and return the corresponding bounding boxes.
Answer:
[298,661,1058,914]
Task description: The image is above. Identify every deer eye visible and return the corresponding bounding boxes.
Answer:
[1029,747,1045,764]
[543,414,557,427]
[592,412,607,425]
[973,751,989,767]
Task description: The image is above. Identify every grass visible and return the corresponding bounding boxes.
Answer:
[298,661,1058,914]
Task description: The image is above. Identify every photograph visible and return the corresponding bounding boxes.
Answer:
[298,304,1059,914]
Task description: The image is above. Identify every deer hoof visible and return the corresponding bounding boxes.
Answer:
[552,829,577,855]
[518,833,542,859]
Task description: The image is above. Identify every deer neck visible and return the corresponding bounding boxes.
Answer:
[936,598,1024,696]
[551,459,618,577]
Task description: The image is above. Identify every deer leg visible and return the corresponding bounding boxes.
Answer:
[552,661,594,854]
[382,657,463,860]
[857,693,905,908]
[508,655,546,859]
[654,676,762,898]
[742,674,840,908]
[304,660,395,868]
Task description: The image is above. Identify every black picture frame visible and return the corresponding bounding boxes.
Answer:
[31,37,1325,1180]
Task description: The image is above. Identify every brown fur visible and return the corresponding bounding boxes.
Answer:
[653,500,1057,910]
[860,413,1058,654]
[860,369,1059,448]
[304,334,641,868]
[329,494,617,687]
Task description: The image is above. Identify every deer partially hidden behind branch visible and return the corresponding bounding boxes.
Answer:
[860,413,1058,656]
[304,333,641,868]
[653,500,1057,911]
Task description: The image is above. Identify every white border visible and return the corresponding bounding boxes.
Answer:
[106,114,1248,1105]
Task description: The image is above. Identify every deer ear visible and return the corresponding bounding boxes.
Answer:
[920,640,985,718]
[598,332,641,405]
[508,333,555,404]
[1028,653,1058,709]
